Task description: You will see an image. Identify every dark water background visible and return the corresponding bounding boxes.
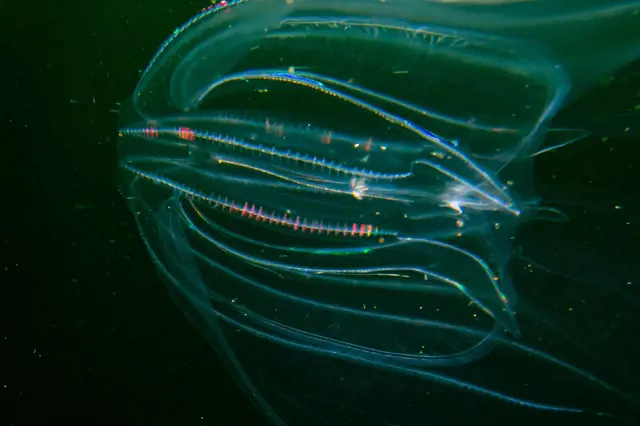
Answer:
[1,1,639,425]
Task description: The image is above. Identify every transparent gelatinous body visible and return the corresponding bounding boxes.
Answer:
[118,1,640,425]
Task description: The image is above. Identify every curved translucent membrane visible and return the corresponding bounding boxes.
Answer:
[287,0,640,102]
[118,1,640,425]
